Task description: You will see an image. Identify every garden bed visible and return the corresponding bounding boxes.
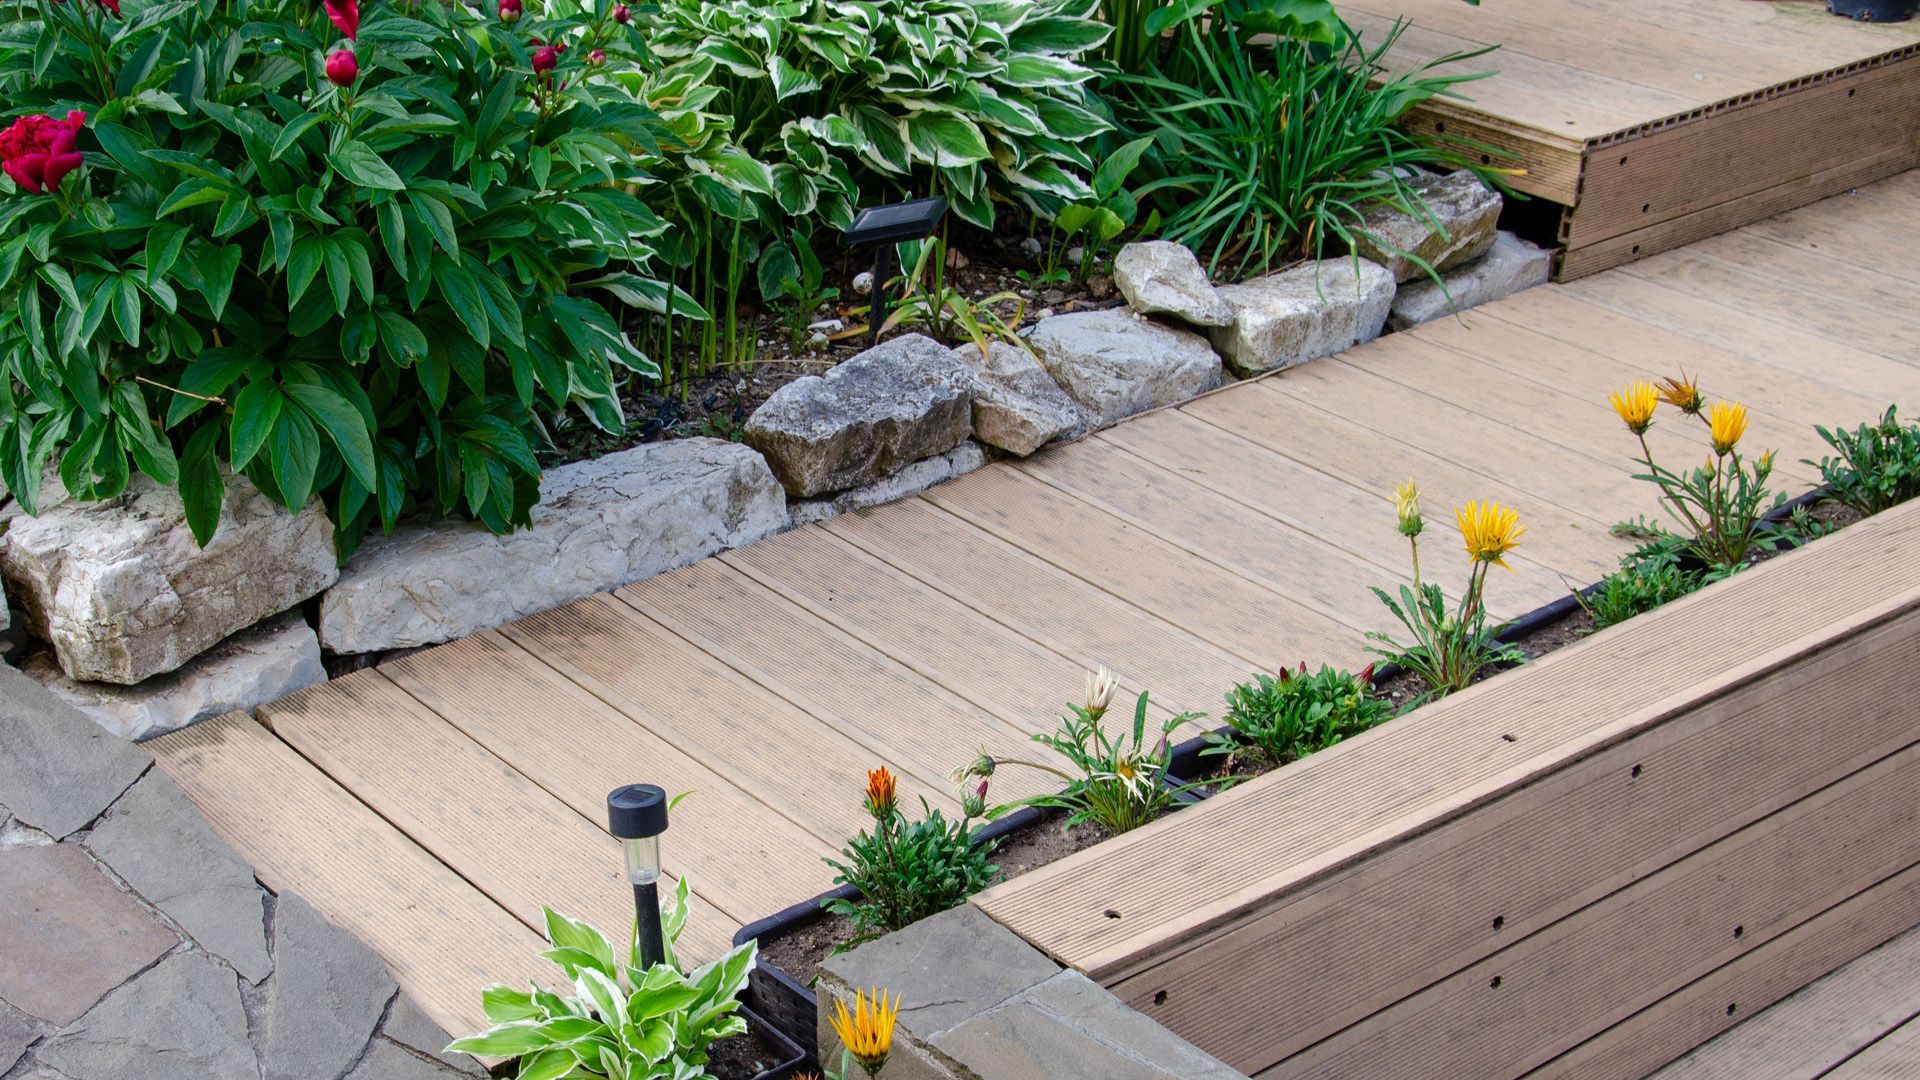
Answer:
[708,1007,809,1080]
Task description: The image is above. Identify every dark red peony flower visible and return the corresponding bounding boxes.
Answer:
[96,0,121,15]
[326,48,358,87]
[612,2,629,21]
[531,44,559,74]
[323,0,358,39]
[0,111,85,195]
[498,0,521,21]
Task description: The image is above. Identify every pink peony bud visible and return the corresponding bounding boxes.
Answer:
[531,45,559,74]
[588,48,605,65]
[325,49,358,87]
[498,0,521,21]
[613,2,629,21]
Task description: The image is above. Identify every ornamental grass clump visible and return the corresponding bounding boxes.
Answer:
[821,766,997,947]
[1204,661,1389,769]
[954,666,1207,835]
[1608,373,1788,569]
[1367,482,1527,703]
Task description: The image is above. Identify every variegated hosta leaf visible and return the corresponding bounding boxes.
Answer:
[905,113,991,167]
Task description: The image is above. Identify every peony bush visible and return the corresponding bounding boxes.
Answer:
[0,0,682,553]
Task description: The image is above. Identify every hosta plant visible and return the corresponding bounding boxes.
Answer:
[1204,661,1389,768]
[821,766,998,946]
[450,882,757,1079]
[0,0,681,555]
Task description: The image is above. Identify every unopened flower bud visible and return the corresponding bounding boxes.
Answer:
[325,49,358,87]
[531,45,559,74]
[588,48,605,65]
[498,0,521,21]
[613,2,630,20]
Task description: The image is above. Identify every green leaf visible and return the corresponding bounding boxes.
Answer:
[445,1022,554,1056]
[1008,15,1113,53]
[271,111,328,161]
[904,114,990,166]
[267,406,321,510]
[543,909,616,978]
[228,381,282,471]
[179,423,225,546]
[111,382,176,485]
[431,254,489,350]
[284,382,376,491]
[1092,136,1154,202]
[768,55,821,101]
[479,984,541,1024]
[157,177,229,217]
[329,140,406,191]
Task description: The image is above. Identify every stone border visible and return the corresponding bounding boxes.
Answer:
[0,663,480,1080]
[814,905,1246,1080]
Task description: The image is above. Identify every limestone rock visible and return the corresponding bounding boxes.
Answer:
[1112,241,1235,327]
[1388,231,1554,330]
[36,952,258,1080]
[1353,169,1502,282]
[954,342,1082,456]
[1027,309,1223,429]
[25,611,324,742]
[1208,259,1395,377]
[261,893,398,1080]
[0,665,151,840]
[84,770,271,982]
[789,442,988,527]
[745,334,973,498]
[0,472,337,684]
[319,439,787,654]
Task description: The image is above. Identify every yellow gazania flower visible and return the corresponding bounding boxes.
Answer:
[1457,501,1526,571]
[830,988,899,1077]
[1393,480,1423,538]
[864,767,896,820]
[1708,400,1749,455]
[1609,382,1658,435]
[1655,372,1704,416]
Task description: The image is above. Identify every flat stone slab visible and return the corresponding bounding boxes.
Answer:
[26,611,325,742]
[0,998,39,1075]
[0,844,175,1025]
[1352,168,1502,282]
[1027,309,1223,429]
[1,472,338,684]
[84,770,271,983]
[789,441,988,527]
[746,334,974,498]
[261,892,398,1080]
[0,665,150,839]
[1388,231,1553,330]
[1208,258,1395,377]
[36,952,258,1080]
[955,343,1082,457]
[318,438,788,653]
[347,1037,472,1079]
[1113,241,1235,328]
[383,993,486,1075]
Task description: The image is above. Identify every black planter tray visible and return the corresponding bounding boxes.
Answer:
[738,1004,810,1080]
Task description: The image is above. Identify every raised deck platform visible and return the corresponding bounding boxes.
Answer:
[1350,0,1920,278]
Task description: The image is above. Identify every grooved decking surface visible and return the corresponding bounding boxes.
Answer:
[149,170,1920,1042]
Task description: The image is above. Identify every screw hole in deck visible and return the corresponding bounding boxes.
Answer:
[1490,975,1503,989]
[1492,915,1505,931]
[1631,764,1643,779]
[1104,909,1122,920]
[1727,1003,1739,1016]
[1734,925,1745,939]
[1501,733,1518,743]
[1153,990,1169,1005]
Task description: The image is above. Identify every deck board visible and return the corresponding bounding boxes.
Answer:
[144,173,1920,1047]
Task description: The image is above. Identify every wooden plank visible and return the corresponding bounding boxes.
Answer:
[259,671,737,965]
[1559,144,1920,280]
[1564,52,1920,247]
[921,466,1360,669]
[1104,603,1920,1071]
[974,498,1920,979]
[1643,926,1920,1080]
[614,558,1056,803]
[1741,179,1920,282]
[1692,227,1920,307]
[823,495,1255,715]
[497,593,906,844]
[148,713,547,1040]
[1262,733,1920,1078]
[1393,100,1584,205]
[1536,863,1920,1080]
[380,632,839,923]
[1829,1020,1920,1079]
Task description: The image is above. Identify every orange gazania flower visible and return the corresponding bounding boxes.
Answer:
[1609,382,1658,435]
[829,988,899,1076]
[1708,400,1749,455]
[1656,372,1704,416]
[864,767,896,819]
[1457,501,1526,572]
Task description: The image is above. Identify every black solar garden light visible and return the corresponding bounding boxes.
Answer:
[841,195,948,347]
[607,783,669,969]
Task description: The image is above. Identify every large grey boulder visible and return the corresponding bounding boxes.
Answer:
[0,473,337,684]
[1027,309,1223,429]
[1352,169,1502,282]
[745,334,973,497]
[955,342,1082,456]
[1112,241,1235,328]
[1208,258,1396,377]
[319,438,787,653]
[789,441,988,528]
[24,611,324,742]
[1388,231,1554,330]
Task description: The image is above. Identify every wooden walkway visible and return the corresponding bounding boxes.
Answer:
[151,169,1920,1042]
[1354,0,1920,277]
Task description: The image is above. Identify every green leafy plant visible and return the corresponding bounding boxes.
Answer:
[1114,12,1495,279]
[878,236,1029,355]
[1204,661,1389,767]
[758,227,839,351]
[821,765,998,946]
[1575,548,1703,632]
[0,0,682,555]
[1807,405,1920,515]
[450,881,756,1079]
[1368,482,1526,704]
[638,0,1114,231]
[1049,134,1155,281]
[955,666,1207,835]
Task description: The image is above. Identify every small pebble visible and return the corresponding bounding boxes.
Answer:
[1065,246,1085,264]
[804,331,829,351]
[1087,274,1114,301]
[1035,307,1055,320]
[852,271,874,294]
[807,317,846,333]
[946,249,970,271]
[1020,237,1043,257]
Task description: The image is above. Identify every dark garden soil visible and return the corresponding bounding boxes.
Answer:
[757,810,1111,990]
[708,1021,799,1079]
[548,224,1112,468]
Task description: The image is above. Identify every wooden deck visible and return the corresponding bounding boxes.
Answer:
[1353,0,1920,277]
[150,169,1920,1043]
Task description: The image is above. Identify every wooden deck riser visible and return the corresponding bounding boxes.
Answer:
[1105,604,1920,1072]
